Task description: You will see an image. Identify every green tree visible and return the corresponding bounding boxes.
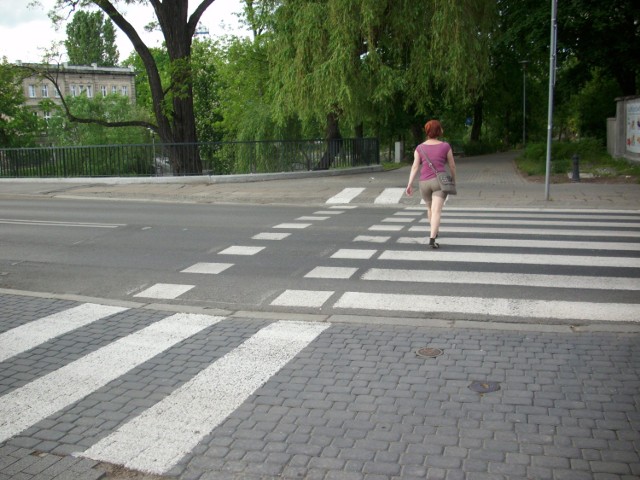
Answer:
[51,0,220,174]
[0,58,43,148]
[65,10,119,66]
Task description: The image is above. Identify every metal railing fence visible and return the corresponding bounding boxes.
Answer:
[0,138,379,178]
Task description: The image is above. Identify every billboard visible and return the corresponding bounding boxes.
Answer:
[627,99,640,154]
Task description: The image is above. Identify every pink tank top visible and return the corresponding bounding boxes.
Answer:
[416,142,451,181]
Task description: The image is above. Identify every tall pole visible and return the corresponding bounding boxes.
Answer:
[519,60,529,147]
[544,0,558,201]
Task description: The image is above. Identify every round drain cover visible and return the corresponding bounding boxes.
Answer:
[416,347,443,358]
[469,381,501,394]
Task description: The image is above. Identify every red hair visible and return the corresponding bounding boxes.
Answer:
[424,120,443,139]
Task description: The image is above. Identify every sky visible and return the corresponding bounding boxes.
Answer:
[0,0,248,64]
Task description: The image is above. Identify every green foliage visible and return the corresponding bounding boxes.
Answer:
[44,95,150,146]
[65,10,119,66]
[0,59,43,147]
[516,139,640,177]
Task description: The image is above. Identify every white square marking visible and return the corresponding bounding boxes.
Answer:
[330,206,358,209]
[305,267,358,279]
[219,246,265,255]
[134,283,194,299]
[253,232,291,240]
[181,263,234,274]
[394,211,422,216]
[271,289,334,307]
[354,235,390,243]
[331,249,377,259]
[273,223,312,229]
[297,216,329,221]
[313,210,344,215]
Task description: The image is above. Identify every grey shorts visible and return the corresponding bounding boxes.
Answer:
[419,178,447,206]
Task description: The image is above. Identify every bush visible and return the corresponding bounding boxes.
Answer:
[461,140,502,156]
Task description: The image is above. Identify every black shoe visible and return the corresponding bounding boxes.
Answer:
[429,238,439,249]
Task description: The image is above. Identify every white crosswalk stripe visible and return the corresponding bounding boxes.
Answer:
[82,321,329,474]
[0,313,224,444]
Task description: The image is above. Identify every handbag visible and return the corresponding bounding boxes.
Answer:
[419,145,457,195]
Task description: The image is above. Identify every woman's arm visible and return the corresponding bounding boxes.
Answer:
[405,149,421,196]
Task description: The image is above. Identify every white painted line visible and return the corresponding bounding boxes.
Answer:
[305,267,358,279]
[218,246,265,255]
[82,321,329,474]
[394,211,422,216]
[0,219,125,228]
[331,249,377,259]
[313,211,344,215]
[374,188,405,204]
[368,224,404,232]
[0,313,224,444]
[417,218,640,228]
[408,226,640,238]
[181,263,233,275]
[271,289,334,307]
[134,283,194,299]
[273,223,312,229]
[442,212,640,220]
[354,235,390,243]
[253,232,291,240]
[330,205,358,209]
[361,268,640,291]
[397,236,640,251]
[381,217,414,223]
[378,250,640,268]
[0,304,128,363]
[334,292,640,322]
[297,216,330,221]
[405,206,640,215]
[326,188,365,204]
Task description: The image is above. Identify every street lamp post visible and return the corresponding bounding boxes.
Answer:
[519,60,529,147]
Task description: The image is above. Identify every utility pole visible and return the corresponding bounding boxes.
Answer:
[545,0,558,201]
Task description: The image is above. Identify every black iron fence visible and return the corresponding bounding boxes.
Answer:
[0,138,379,178]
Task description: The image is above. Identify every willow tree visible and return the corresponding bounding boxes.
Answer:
[50,0,217,174]
[269,0,495,154]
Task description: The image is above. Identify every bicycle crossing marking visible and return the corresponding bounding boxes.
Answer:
[0,313,224,444]
[0,304,128,363]
[333,292,639,323]
[410,225,640,237]
[374,188,405,204]
[133,283,195,299]
[181,262,234,275]
[82,321,330,475]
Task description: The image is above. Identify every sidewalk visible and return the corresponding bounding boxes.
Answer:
[1,151,639,209]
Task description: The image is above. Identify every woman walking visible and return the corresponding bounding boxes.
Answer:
[405,119,457,249]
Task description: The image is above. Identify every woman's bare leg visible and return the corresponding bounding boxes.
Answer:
[430,195,445,240]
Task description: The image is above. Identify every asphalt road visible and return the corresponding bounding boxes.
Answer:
[1,196,638,326]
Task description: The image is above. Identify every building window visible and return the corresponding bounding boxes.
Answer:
[78,85,85,95]
[112,85,117,94]
[43,111,52,121]
[101,85,107,97]
[54,86,60,98]
[41,84,49,98]
[28,84,37,98]
[70,85,77,97]
[121,85,128,96]
[86,85,93,98]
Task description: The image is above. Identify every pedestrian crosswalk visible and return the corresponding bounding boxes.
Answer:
[0,306,329,474]
[266,206,640,323]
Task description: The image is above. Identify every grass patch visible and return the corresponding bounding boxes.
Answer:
[516,139,640,182]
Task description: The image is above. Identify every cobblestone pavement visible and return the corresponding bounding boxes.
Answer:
[1,292,639,480]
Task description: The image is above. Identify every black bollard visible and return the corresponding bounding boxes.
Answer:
[571,154,580,182]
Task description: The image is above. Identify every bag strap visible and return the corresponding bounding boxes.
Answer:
[418,144,440,175]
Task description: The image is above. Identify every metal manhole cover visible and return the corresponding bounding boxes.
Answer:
[468,381,501,394]
[416,347,443,358]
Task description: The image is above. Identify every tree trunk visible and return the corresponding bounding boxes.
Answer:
[470,97,483,142]
[315,112,342,170]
